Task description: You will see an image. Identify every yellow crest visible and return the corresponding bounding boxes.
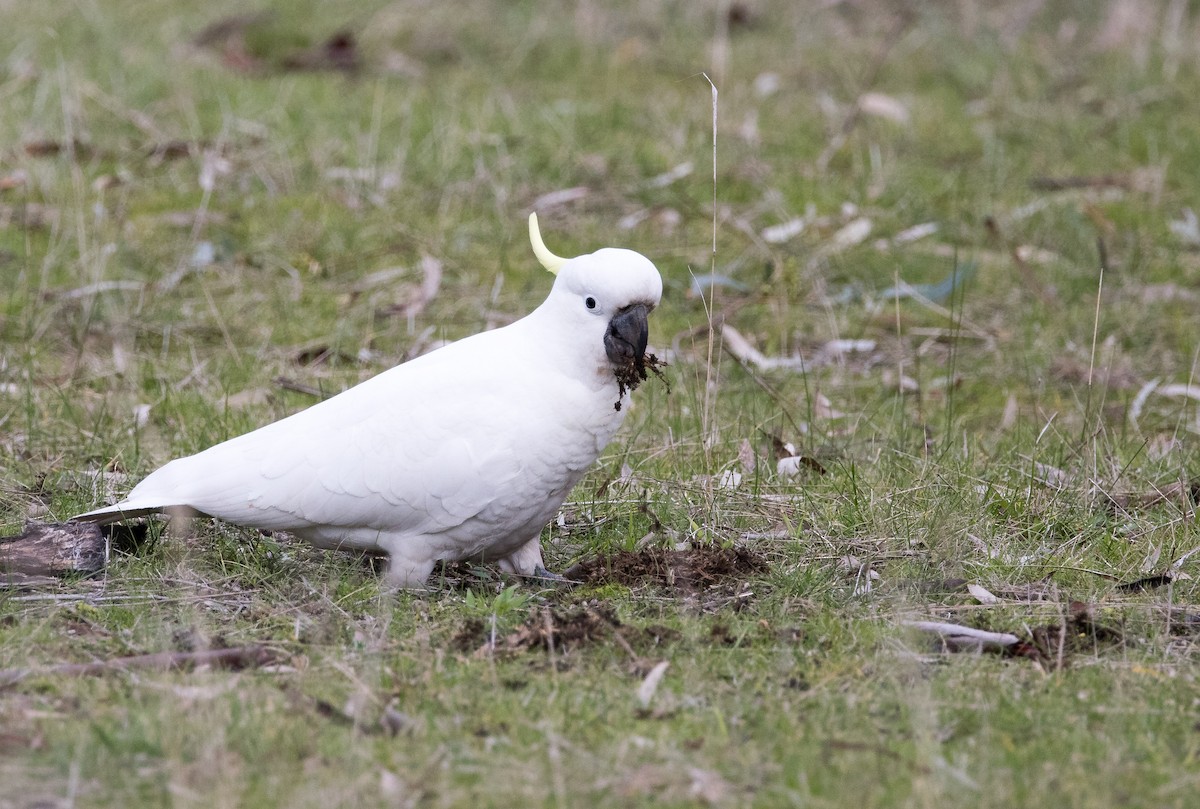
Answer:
[528,212,570,275]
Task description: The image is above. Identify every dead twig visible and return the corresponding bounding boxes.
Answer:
[903,620,1020,652]
[274,376,325,398]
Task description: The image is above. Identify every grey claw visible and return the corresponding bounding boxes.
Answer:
[529,565,579,586]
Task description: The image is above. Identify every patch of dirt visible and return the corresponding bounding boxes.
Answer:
[1165,608,1200,638]
[467,604,679,658]
[1104,479,1200,513]
[450,617,487,653]
[1006,601,1125,668]
[569,545,766,590]
[568,545,767,613]
[499,605,615,653]
[708,622,740,646]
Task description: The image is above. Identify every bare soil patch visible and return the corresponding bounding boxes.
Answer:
[568,545,766,591]
[455,603,680,659]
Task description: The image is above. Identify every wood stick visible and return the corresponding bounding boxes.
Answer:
[0,522,107,579]
[903,620,1020,652]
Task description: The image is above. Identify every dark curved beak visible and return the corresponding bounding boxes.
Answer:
[604,303,650,367]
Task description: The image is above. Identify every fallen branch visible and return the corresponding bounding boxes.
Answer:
[0,644,278,686]
[903,620,1020,652]
[273,376,325,398]
[720,324,807,372]
[0,521,107,580]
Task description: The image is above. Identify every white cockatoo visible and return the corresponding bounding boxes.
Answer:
[73,214,663,587]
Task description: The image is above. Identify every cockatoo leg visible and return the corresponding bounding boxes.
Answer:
[497,537,574,584]
[382,549,437,589]
[497,536,546,577]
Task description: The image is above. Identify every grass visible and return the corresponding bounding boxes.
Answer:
[2,0,1200,806]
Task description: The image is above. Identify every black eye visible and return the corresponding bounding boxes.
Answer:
[585,296,597,310]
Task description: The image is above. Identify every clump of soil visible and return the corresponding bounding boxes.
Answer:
[569,545,767,591]
[613,353,669,411]
[1006,601,1125,667]
[450,617,488,653]
[462,604,681,658]
[495,604,617,654]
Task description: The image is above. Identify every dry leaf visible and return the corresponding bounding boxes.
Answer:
[822,338,876,356]
[1127,283,1199,305]
[0,171,28,191]
[646,162,693,188]
[829,217,872,251]
[754,71,781,97]
[761,218,805,243]
[376,255,443,321]
[379,769,405,802]
[1000,393,1019,430]
[881,368,919,393]
[967,584,1001,605]
[637,660,669,708]
[145,680,239,705]
[198,151,232,193]
[736,438,757,475]
[1032,461,1071,490]
[687,768,731,805]
[892,222,938,243]
[811,391,845,420]
[1169,209,1200,246]
[51,280,142,300]
[225,388,271,409]
[858,91,910,125]
[776,456,823,478]
[532,187,588,210]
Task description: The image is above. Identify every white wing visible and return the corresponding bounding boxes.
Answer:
[75,326,576,541]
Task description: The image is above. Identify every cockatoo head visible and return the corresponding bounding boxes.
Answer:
[528,213,663,396]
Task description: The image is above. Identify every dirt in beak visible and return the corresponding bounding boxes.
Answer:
[612,352,668,411]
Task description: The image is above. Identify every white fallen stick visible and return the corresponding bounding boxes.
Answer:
[637,660,670,708]
[720,324,807,371]
[903,620,1020,652]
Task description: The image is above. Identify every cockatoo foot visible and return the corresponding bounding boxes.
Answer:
[383,557,437,590]
[527,565,578,586]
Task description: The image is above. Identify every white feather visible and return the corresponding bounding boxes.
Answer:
[74,240,663,588]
